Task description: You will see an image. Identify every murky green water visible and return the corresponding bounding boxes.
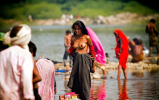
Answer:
[2,24,159,99]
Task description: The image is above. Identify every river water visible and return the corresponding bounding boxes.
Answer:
[29,24,155,62]
[2,24,159,99]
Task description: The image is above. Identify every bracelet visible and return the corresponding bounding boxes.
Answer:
[118,53,120,55]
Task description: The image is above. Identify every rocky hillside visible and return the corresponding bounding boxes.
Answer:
[1,12,159,26]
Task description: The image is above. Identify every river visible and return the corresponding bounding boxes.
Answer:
[2,24,159,99]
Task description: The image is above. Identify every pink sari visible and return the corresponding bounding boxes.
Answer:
[86,27,106,65]
[36,59,55,100]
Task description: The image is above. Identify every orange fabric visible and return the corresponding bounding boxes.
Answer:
[114,29,129,69]
[68,43,74,56]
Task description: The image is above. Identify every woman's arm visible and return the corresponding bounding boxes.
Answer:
[33,60,42,84]
[68,36,75,56]
[87,35,95,73]
[117,38,123,58]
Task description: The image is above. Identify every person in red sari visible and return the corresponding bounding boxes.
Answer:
[114,29,129,80]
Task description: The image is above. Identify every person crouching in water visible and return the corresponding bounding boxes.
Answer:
[129,38,144,63]
[114,29,129,80]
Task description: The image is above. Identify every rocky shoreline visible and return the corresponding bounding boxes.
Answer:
[1,12,159,26]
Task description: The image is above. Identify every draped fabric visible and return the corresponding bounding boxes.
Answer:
[86,27,106,66]
[114,29,129,69]
[67,52,91,100]
[3,24,31,51]
[36,59,55,100]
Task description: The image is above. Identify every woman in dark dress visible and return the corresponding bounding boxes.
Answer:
[67,20,95,100]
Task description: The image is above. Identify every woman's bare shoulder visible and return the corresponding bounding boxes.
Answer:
[83,35,90,39]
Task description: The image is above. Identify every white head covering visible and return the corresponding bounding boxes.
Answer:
[3,24,31,51]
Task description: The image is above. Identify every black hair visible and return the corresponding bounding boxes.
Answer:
[71,20,88,36]
[10,26,22,38]
[66,30,71,34]
[28,41,37,57]
[136,39,142,45]
[105,53,109,57]
[150,19,156,23]
[0,41,9,51]
[133,38,138,42]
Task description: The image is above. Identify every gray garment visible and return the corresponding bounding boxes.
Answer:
[67,52,91,100]
[63,46,73,67]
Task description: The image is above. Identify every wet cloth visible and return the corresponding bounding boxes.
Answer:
[148,31,158,47]
[114,29,129,69]
[67,52,91,100]
[63,46,73,67]
[86,27,106,66]
[0,45,34,100]
[36,59,55,100]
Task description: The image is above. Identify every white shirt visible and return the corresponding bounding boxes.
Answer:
[0,46,34,100]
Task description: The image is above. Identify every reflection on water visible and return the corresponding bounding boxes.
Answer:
[55,69,159,100]
[118,80,130,100]
[2,25,159,99]
[90,80,106,100]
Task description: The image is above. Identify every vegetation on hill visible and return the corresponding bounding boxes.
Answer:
[0,0,158,20]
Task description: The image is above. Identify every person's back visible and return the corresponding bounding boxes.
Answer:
[129,39,144,62]
[146,21,157,33]
[0,46,34,100]
[35,59,55,100]
[146,19,159,56]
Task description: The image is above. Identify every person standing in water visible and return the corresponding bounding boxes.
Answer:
[146,19,159,56]
[114,29,129,80]
[63,30,73,72]
[67,20,95,100]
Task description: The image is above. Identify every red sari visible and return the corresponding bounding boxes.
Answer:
[114,29,128,69]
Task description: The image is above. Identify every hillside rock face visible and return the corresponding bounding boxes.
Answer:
[93,12,159,25]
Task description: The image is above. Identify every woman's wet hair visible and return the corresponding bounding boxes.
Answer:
[10,26,22,38]
[71,20,88,35]
[28,41,37,57]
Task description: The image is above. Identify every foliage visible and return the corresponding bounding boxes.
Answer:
[0,0,157,20]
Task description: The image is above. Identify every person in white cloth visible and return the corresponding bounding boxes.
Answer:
[0,24,35,100]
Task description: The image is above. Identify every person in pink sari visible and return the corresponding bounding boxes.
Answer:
[35,59,56,100]
[86,27,107,79]
[28,41,56,100]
